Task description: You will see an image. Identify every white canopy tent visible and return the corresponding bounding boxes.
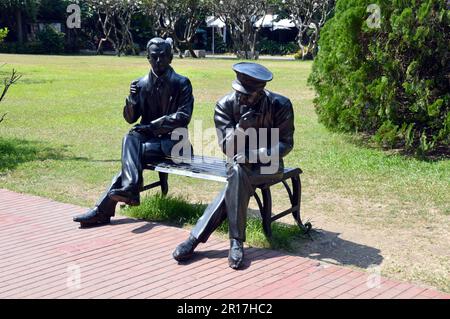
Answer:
[254,14,296,30]
[205,14,296,54]
[206,16,226,28]
[206,16,227,55]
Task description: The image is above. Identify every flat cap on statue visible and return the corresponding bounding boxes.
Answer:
[232,62,273,94]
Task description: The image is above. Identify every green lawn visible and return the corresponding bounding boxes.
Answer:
[0,54,449,292]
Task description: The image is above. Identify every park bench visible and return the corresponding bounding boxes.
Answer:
[141,155,311,238]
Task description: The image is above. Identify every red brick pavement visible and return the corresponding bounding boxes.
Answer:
[0,189,449,299]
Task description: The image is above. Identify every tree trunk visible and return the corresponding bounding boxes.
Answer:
[297,31,308,60]
[173,40,183,58]
[250,30,258,60]
[307,37,316,58]
[186,42,197,58]
[97,38,105,55]
[127,28,136,55]
[15,9,23,44]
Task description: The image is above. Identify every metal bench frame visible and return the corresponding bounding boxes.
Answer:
[141,155,311,237]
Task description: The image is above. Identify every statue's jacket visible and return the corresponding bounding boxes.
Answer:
[214,90,295,170]
[123,66,194,155]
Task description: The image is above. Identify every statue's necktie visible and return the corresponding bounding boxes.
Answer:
[153,78,164,117]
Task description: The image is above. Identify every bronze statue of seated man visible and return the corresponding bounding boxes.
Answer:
[173,62,295,269]
[74,37,194,227]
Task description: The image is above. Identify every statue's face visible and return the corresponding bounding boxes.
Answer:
[148,44,172,76]
[237,90,264,108]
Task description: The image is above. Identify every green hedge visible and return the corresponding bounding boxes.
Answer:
[259,38,299,56]
[0,25,65,54]
[0,28,8,43]
[309,0,449,155]
[36,25,65,54]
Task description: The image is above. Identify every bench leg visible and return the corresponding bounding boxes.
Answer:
[158,172,168,196]
[260,187,273,238]
[291,175,311,234]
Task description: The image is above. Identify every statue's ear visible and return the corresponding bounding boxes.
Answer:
[165,38,174,63]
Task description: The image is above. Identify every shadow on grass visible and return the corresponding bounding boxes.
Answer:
[122,193,383,269]
[0,137,86,173]
[343,133,450,162]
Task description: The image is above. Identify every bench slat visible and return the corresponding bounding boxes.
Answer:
[152,166,228,183]
[144,155,301,183]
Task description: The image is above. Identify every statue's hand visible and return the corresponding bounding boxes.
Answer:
[130,80,139,95]
[130,124,154,134]
[233,152,247,164]
[238,109,260,130]
[254,148,271,162]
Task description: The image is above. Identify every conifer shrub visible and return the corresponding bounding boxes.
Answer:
[309,0,449,155]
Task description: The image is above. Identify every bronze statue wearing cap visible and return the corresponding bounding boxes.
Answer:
[73,37,194,227]
[173,62,295,269]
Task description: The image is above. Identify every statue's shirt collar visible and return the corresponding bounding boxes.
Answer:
[150,67,173,86]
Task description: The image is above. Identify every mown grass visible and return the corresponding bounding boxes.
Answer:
[122,194,306,251]
[1,54,447,215]
[0,53,448,292]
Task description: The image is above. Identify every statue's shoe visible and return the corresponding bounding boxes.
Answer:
[108,189,140,206]
[73,207,112,228]
[173,235,200,262]
[228,238,244,269]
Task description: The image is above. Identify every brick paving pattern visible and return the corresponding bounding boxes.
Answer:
[1,189,449,299]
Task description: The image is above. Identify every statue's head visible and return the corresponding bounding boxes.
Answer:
[146,37,173,76]
[231,62,273,107]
